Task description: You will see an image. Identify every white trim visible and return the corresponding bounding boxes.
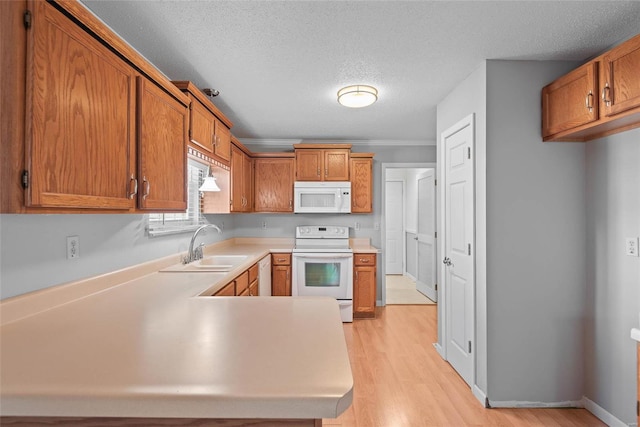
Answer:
[433,342,445,359]
[583,396,632,427]
[472,385,488,408]
[489,399,584,409]
[239,138,435,147]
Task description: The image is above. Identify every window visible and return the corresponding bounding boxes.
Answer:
[147,159,208,236]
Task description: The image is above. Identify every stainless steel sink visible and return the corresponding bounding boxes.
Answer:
[161,255,248,272]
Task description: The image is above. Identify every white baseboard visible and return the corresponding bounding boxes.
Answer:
[473,385,488,407]
[583,396,633,427]
[488,399,583,408]
[433,342,445,359]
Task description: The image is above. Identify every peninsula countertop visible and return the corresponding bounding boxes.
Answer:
[0,238,357,420]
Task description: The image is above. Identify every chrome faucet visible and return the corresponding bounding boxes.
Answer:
[183,224,222,264]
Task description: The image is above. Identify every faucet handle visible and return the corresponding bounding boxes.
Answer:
[195,243,205,260]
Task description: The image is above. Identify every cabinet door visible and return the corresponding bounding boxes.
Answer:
[214,281,235,296]
[542,62,598,138]
[324,150,350,181]
[295,150,322,181]
[272,265,291,296]
[601,35,640,117]
[189,95,215,154]
[354,265,376,317]
[243,153,253,211]
[254,159,294,212]
[27,0,136,210]
[137,77,188,211]
[350,158,373,213]
[230,144,245,212]
[214,119,231,162]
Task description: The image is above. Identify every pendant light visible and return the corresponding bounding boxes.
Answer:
[337,85,378,108]
[198,167,220,193]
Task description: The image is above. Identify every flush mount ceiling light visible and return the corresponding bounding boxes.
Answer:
[337,85,378,108]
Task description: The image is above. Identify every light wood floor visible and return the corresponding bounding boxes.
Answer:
[324,305,605,427]
[386,275,435,305]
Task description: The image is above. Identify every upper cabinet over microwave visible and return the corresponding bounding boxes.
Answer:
[294,144,350,181]
[542,32,640,142]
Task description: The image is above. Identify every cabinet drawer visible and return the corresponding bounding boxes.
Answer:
[214,281,234,296]
[234,271,249,295]
[271,253,291,266]
[249,280,259,297]
[354,254,376,266]
[248,263,259,283]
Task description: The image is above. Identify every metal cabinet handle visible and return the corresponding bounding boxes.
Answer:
[277,258,286,262]
[317,168,320,176]
[325,168,328,177]
[359,258,370,263]
[601,83,611,106]
[128,175,138,199]
[142,176,150,200]
[585,91,594,112]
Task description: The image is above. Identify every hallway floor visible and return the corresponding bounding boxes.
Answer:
[324,305,605,427]
[386,274,435,304]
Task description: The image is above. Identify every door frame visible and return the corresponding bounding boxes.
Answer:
[380,162,436,307]
[437,113,477,396]
[384,178,406,276]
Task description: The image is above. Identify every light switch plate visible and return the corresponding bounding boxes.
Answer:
[625,237,639,257]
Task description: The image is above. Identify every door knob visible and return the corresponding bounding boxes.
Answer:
[442,257,452,266]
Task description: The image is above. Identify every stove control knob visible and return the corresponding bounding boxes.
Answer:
[339,228,345,234]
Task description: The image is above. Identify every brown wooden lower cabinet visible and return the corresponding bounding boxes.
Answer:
[214,281,235,296]
[353,253,377,318]
[271,253,292,296]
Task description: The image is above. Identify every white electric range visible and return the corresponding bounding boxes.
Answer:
[292,226,353,322]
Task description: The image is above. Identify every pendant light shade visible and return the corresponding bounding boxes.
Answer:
[199,176,220,192]
[337,85,378,108]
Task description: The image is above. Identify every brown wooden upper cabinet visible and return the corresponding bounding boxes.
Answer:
[230,141,253,212]
[4,0,190,213]
[136,77,188,211]
[350,154,374,213]
[294,144,351,181]
[542,33,640,142]
[254,156,295,212]
[173,81,233,165]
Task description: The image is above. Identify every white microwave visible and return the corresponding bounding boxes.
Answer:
[293,181,351,213]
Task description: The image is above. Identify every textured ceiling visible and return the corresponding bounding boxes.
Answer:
[81,0,640,145]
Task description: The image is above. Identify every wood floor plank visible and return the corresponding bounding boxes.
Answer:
[324,306,605,427]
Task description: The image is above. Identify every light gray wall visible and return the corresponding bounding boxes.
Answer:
[584,129,640,424]
[485,60,586,403]
[436,61,488,392]
[0,214,232,299]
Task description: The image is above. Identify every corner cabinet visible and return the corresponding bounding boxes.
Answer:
[254,156,295,212]
[350,154,374,213]
[4,0,190,213]
[294,144,351,181]
[353,253,376,318]
[542,32,640,142]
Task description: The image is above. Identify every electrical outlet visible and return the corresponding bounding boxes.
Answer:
[625,237,639,257]
[374,222,380,231]
[262,221,267,230]
[67,235,79,259]
[355,222,360,231]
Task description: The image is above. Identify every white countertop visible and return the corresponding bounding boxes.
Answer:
[0,239,355,420]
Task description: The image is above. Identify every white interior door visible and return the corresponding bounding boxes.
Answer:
[416,169,436,301]
[385,180,404,274]
[443,115,475,387]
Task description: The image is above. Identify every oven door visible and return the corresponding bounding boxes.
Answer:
[292,253,353,299]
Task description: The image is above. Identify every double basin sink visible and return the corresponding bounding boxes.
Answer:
[161,255,248,273]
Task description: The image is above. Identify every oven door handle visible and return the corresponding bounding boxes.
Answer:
[293,253,353,259]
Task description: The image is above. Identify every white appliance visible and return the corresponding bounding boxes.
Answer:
[292,225,353,322]
[258,255,271,296]
[293,182,351,214]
